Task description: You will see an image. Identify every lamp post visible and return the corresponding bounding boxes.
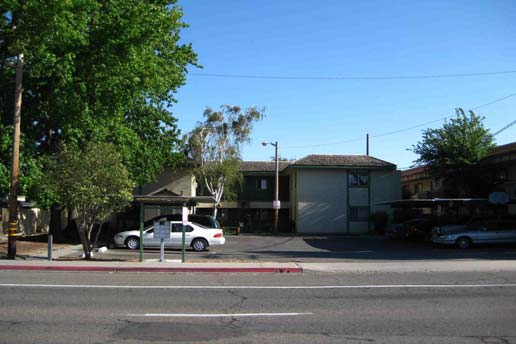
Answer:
[7,53,24,259]
[262,141,279,233]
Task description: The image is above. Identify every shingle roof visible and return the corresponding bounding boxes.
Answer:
[239,161,292,172]
[400,165,428,177]
[291,155,396,168]
[485,142,516,158]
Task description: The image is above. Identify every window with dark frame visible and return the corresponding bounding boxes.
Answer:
[349,206,369,222]
[256,178,268,190]
[348,172,369,187]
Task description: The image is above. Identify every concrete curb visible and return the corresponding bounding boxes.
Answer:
[0,263,303,274]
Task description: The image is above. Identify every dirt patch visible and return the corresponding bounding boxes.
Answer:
[0,235,73,259]
[54,257,129,262]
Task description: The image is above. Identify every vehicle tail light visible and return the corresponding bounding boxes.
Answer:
[409,226,417,232]
[214,233,222,238]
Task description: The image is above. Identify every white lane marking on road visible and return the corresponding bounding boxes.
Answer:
[123,312,313,317]
[1,283,516,289]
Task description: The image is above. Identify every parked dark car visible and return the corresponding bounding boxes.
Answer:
[168,214,221,229]
[385,223,407,239]
[404,218,436,241]
[128,214,220,230]
[387,218,435,241]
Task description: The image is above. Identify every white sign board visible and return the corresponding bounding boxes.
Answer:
[182,207,189,226]
[153,221,171,240]
[273,200,281,210]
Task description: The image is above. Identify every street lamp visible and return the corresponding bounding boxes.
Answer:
[262,141,279,233]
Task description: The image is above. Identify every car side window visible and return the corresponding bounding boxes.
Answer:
[172,224,183,233]
[171,224,194,232]
[496,221,514,231]
[487,220,503,230]
[468,220,484,229]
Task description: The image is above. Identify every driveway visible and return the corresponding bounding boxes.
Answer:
[75,235,516,262]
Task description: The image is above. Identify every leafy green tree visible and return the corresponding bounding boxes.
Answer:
[412,109,495,167]
[45,142,134,259]
[186,105,264,216]
[411,108,496,196]
[0,0,196,205]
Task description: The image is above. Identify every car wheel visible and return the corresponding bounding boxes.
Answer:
[191,238,208,252]
[456,237,471,249]
[125,236,140,250]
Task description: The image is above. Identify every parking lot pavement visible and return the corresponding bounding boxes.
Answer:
[64,235,516,262]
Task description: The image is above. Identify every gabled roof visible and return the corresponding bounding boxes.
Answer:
[149,187,181,196]
[289,154,396,169]
[240,161,292,172]
[401,165,429,177]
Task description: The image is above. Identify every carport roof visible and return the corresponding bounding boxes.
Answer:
[376,198,490,208]
[133,195,215,206]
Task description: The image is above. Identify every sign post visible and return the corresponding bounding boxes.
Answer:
[181,207,188,263]
[154,221,171,263]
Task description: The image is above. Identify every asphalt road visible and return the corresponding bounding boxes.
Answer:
[1,270,516,343]
[86,235,516,262]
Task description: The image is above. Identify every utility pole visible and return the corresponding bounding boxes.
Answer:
[273,141,279,233]
[366,133,369,156]
[7,53,24,259]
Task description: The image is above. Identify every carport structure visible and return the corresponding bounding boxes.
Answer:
[133,195,215,262]
[377,198,504,223]
[381,198,490,209]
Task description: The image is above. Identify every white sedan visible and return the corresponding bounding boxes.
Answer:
[114,221,225,251]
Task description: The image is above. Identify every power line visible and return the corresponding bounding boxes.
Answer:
[370,118,447,139]
[281,91,516,149]
[493,119,516,136]
[471,92,516,110]
[284,137,363,149]
[191,70,516,81]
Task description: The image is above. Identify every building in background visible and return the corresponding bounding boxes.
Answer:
[400,142,516,215]
[196,161,292,232]
[284,155,400,234]
[116,154,401,234]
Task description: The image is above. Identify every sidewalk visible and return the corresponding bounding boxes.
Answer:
[2,238,516,274]
[301,260,516,273]
[0,244,302,273]
[0,259,303,273]
[2,256,516,274]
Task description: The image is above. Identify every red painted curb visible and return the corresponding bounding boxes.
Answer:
[0,265,303,273]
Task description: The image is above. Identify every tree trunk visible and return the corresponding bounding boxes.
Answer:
[77,224,91,260]
[92,222,104,249]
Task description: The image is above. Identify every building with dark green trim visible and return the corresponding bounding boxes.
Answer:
[138,154,400,234]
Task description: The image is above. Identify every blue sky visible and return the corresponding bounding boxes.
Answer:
[171,0,515,169]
